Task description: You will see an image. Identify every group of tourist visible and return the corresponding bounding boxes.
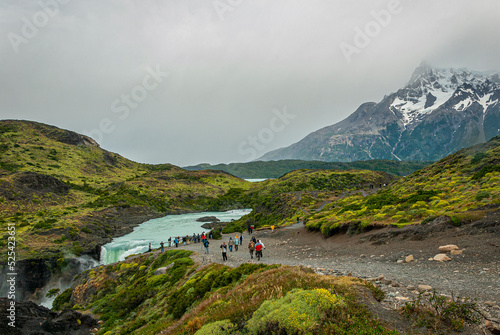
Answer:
[147,231,213,253]
[217,234,265,261]
[145,228,268,263]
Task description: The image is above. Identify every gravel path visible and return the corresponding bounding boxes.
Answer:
[173,219,500,329]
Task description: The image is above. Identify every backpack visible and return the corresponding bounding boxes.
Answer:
[204,240,209,247]
[248,242,255,250]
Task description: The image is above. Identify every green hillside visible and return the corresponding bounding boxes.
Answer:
[0,120,250,259]
[305,135,500,236]
[184,159,432,179]
[224,169,397,233]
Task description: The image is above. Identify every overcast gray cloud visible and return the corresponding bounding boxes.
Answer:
[1,0,499,166]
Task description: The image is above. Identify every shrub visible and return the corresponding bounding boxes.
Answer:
[52,288,73,311]
[245,288,342,334]
[195,319,237,335]
[475,191,491,201]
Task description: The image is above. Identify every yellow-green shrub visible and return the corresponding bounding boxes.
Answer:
[245,288,342,334]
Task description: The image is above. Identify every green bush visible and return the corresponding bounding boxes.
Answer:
[52,288,72,311]
[195,320,237,335]
[475,191,491,201]
[245,288,342,334]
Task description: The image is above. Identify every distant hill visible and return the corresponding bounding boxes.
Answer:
[184,159,431,179]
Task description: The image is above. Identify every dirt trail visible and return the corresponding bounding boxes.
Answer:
[175,217,500,329]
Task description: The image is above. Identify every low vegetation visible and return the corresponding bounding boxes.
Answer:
[59,249,399,334]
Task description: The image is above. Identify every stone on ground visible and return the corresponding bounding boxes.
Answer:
[438,244,459,253]
[433,254,452,262]
[417,284,433,292]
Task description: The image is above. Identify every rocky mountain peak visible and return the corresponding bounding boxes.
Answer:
[259,64,500,163]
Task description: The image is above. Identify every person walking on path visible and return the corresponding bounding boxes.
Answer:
[251,236,257,244]
[271,225,275,233]
[174,237,179,248]
[255,240,263,261]
[203,239,210,254]
[228,237,234,252]
[168,236,172,247]
[258,239,266,250]
[160,241,164,252]
[202,232,205,242]
[239,233,243,245]
[248,240,255,259]
[220,242,228,261]
[148,243,152,252]
[234,236,239,251]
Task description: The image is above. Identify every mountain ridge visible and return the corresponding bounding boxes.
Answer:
[259,64,500,162]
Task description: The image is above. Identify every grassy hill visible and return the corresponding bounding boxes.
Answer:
[304,135,500,236]
[184,159,432,179]
[0,120,251,260]
[224,169,398,233]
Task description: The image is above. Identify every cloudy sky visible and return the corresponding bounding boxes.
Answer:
[1,0,499,166]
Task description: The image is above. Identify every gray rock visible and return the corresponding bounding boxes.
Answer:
[154,263,174,275]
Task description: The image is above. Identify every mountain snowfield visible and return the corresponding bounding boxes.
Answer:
[259,63,500,162]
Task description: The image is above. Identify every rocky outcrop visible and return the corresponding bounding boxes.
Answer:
[196,216,220,223]
[0,298,98,335]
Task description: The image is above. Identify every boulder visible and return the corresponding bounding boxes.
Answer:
[417,284,433,293]
[450,249,463,255]
[154,263,174,275]
[405,255,414,263]
[196,216,220,222]
[485,320,500,335]
[438,244,459,253]
[433,254,452,262]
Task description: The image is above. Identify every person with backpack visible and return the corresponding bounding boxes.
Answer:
[255,240,263,261]
[228,237,234,252]
[203,239,210,254]
[220,242,228,261]
[160,241,164,252]
[248,240,255,259]
[174,237,179,248]
[234,235,239,251]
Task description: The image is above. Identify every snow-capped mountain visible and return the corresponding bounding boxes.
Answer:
[259,63,500,162]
